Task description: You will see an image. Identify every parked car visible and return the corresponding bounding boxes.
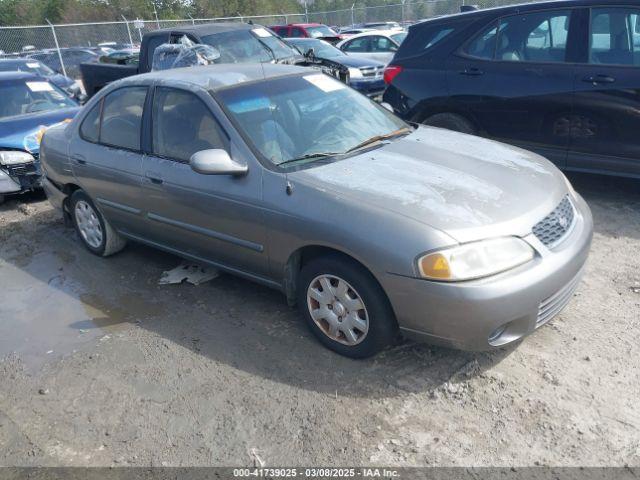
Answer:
[287,38,386,98]
[0,72,79,204]
[360,22,403,31]
[41,64,592,357]
[270,23,342,43]
[336,30,407,65]
[337,27,374,38]
[383,0,640,178]
[80,23,305,98]
[28,48,100,78]
[0,58,83,100]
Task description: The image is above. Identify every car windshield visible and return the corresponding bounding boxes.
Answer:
[217,73,409,167]
[391,32,407,43]
[202,29,296,63]
[289,39,344,58]
[0,61,55,76]
[306,25,337,38]
[0,79,76,119]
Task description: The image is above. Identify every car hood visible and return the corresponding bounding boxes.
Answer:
[292,126,569,244]
[0,107,79,153]
[330,55,384,68]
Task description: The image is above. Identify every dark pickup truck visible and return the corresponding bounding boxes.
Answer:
[80,22,305,97]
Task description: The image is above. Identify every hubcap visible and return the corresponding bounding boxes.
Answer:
[74,200,103,249]
[307,274,369,346]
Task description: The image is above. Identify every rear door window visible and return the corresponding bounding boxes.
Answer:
[343,37,369,52]
[465,21,500,59]
[145,34,170,70]
[465,10,570,63]
[371,36,397,52]
[589,7,640,65]
[80,100,102,143]
[291,27,305,37]
[99,86,147,151]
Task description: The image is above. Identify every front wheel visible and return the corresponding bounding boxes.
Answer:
[297,255,397,358]
[70,190,126,257]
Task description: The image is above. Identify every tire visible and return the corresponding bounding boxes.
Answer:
[0,195,5,205]
[297,255,397,358]
[423,113,477,135]
[70,190,126,257]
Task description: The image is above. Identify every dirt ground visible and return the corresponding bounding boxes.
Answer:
[0,172,638,468]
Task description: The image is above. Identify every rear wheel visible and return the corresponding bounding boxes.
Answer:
[297,255,397,358]
[70,190,126,257]
[423,113,477,135]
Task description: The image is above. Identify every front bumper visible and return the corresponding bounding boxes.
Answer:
[0,161,42,194]
[382,192,593,351]
[350,79,385,100]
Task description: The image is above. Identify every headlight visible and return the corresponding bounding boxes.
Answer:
[0,151,35,166]
[348,67,363,80]
[418,237,535,281]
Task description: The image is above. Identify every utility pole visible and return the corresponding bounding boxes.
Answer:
[46,19,67,77]
[121,15,134,46]
[151,0,160,28]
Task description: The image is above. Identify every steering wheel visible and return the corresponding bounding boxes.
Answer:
[311,114,344,139]
[26,100,51,113]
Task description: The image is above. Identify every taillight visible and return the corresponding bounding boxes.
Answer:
[383,65,403,85]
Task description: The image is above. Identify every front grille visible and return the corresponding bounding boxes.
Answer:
[532,195,575,248]
[359,66,384,79]
[6,162,38,177]
[536,268,584,328]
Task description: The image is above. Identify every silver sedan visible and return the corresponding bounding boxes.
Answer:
[40,64,592,358]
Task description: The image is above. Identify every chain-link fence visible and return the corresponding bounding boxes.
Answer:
[0,0,534,78]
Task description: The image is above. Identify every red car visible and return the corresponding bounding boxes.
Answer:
[270,23,342,43]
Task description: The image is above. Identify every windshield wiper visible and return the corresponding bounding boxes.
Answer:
[344,127,413,154]
[277,152,342,167]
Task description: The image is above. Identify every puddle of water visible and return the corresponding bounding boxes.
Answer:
[0,249,155,370]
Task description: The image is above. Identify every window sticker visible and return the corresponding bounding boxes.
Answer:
[26,81,54,92]
[227,95,271,114]
[303,73,346,92]
[252,28,272,38]
[27,62,40,68]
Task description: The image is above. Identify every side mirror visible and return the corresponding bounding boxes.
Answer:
[305,47,316,59]
[380,102,393,112]
[189,149,248,176]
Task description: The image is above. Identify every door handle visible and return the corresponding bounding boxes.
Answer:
[582,74,615,84]
[145,171,163,185]
[460,67,484,76]
[71,155,86,165]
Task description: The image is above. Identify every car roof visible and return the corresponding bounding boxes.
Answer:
[0,71,43,82]
[0,58,31,64]
[287,38,326,43]
[148,22,256,38]
[339,29,404,41]
[119,63,309,91]
[415,0,640,25]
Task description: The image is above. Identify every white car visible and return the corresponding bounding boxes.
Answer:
[336,30,407,65]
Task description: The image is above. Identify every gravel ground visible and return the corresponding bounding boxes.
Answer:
[0,172,638,467]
